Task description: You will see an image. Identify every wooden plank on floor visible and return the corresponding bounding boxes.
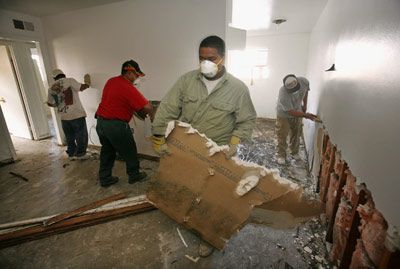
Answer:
[44,193,127,226]
[0,202,156,248]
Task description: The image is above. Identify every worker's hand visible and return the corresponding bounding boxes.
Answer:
[151,135,170,156]
[84,74,91,86]
[304,112,318,120]
[225,135,241,159]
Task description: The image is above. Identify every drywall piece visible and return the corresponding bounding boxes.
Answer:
[147,122,321,249]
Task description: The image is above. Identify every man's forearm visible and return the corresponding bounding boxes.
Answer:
[288,110,306,118]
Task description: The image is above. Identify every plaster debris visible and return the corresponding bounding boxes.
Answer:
[315,255,324,262]
[165,121,176,138]
[185,127,197,134]
[235,174,260,196]
[176,227,188,248]
[304,246,312,253]
[184,255,199,263]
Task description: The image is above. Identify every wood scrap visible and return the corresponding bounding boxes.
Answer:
[0,215,57,231]
[9,171,29,182]
[185,255,200,263]
[0,195,148,232]
[43,193,126,226]
[0,201,155,248]
[177,227,188,247]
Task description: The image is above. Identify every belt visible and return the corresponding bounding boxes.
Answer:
[96,115,127,122]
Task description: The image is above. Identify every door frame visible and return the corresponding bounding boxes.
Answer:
[7,40,51,140]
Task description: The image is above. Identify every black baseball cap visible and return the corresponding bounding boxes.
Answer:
[121,60,145,76]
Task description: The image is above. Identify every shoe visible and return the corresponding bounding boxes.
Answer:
[128,171,147,184]
[76,154,90,160]
[100,176,119,187]
[277,157,286,165]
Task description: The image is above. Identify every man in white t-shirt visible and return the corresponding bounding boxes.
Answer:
[47,69,90,160]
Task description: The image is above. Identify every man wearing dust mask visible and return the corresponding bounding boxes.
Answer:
[151,35,256,159]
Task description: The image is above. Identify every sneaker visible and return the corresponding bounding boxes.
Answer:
[277,157,286,165]
[76,154,90,160]
[100,176,119,187]
[128,171,147,184]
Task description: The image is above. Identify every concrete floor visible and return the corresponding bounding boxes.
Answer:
[0,119,332,268]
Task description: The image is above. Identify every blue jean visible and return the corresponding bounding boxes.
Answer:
[61,117,88,157]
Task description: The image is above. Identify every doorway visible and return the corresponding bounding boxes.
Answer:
[0,39,53,161]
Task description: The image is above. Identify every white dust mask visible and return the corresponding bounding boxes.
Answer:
[134,77,142,87]
[200,60,220,78]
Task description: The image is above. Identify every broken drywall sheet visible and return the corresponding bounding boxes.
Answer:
[147,121,321,249]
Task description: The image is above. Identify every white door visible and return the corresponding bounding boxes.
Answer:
[0,45,32,139]
[0,105,17,163]
[9,41,50,140]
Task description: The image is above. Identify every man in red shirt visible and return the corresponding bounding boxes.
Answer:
[96,60,153,187]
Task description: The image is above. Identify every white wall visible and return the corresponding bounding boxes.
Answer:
[245,33,310,118]
[305,0,400,228]
[42,0,227,155]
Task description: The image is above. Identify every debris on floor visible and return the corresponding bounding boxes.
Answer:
[9,171,29,182]
[147,121,322,250]
[0,118,334,268]
[0,194,155,248]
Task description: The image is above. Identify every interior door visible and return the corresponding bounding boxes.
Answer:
[0,45,32,139]
[9,41,50,140]
[0,105,17,163]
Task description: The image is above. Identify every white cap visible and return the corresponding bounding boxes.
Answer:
[52,69,64,78]
[284,75,298,90]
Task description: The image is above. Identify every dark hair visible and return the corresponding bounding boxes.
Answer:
[54,74,66,80]
[199,35,225,57]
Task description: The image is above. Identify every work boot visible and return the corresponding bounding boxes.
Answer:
[128,171,147,184]
[100,176,119,187]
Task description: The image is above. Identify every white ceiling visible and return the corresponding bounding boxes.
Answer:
[0,0,327,36]
[247,0,328,36]
[0,0,125,17]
